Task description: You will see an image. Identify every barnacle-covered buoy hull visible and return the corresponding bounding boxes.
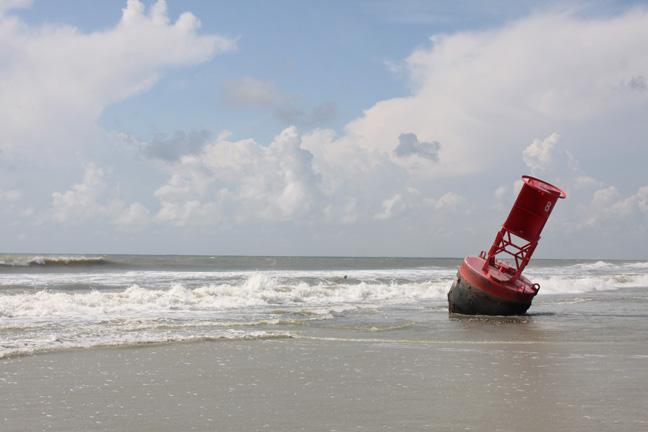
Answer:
[447,256,539,316]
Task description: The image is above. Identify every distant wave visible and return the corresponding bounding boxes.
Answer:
[0,256,109,268]
[622,261,648,270]
[527,271,648,294]
[568,260,648,271]
[569,261,624,271]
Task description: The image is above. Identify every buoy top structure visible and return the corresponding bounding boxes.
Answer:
[447,176,566,315]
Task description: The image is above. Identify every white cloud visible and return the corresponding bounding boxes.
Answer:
[570,185,648,232]
[325,197,359,225]
[155,199,207,227]
[434,192,470,213]
[50,164,152,230]
[638,186,648,219]
[2,3,648,258]
[375,194,404,220]
[0,0,236,160]
[521,133,603,196]
[50,164,113,223]
[270,128,324,220]
[338,8,648,183]
[0,189,20,202]
[0,188,21,215]
[0,0,31,16]
[493,185,511,211]
[153,126,326,226]
[113,202,150,231]
[523,133,559,176]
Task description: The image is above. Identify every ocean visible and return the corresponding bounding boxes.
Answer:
[1,255,647,431]
[2,254,647,357]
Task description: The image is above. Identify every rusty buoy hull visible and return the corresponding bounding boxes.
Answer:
[447,256,539,316]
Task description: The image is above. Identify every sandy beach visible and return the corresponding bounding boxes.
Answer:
[2,336,646,432]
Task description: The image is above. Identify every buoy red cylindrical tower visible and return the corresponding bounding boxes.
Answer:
[448,176,566,315]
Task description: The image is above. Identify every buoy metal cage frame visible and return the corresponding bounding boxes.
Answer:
[480,175,566,285]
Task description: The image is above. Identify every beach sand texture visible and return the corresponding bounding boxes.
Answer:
[2,336,646,432]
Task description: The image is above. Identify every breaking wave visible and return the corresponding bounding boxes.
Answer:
[0,255,109,268]
[0,275,449,319]
[2,256,647,359]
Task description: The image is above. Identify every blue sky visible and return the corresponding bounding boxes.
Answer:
[1,0,647,259]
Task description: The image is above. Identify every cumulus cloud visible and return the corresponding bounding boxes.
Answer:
[340,8,648,183]
[638,186,648,219]
[522,133,601,193]
[375,194,405,220]
[0,0,30,16]
[3,3,648,257]
[50,163,151,231]
[493,185,511,211]
[572,185,648,232]
[434,192,470,213]
[153,127,326,226]
[0,189,20,202]
[0,0,236,159]
[113,202,151,231]
[523,133,559,175]
[50,164,114,223]
[0,188,21,215]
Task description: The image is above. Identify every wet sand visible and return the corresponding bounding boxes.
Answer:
[2,337,647,431]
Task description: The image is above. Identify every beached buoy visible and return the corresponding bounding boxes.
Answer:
[448,175,566,315]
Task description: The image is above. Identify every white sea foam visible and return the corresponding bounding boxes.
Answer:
[1,263,644,322]
[526,261,648,294]
[0,328,292,359]
[0,276,449,320]
[2,256,647,359]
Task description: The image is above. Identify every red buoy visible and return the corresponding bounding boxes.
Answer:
[448,176,566,315]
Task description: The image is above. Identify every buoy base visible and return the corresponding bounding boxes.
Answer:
[447,256,538,316]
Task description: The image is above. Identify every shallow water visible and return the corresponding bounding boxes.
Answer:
[2,255,647,357]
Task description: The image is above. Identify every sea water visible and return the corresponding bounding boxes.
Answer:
[2,255,647,358]
[2,255,648,431]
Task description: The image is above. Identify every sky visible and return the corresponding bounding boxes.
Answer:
[1,0,647,259]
